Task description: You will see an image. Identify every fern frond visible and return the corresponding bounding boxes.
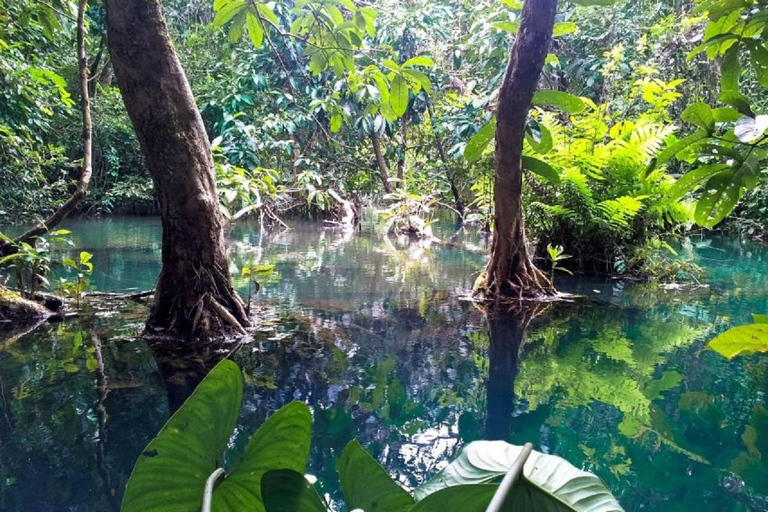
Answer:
[597,195,647,229]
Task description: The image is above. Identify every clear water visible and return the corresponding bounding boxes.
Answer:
[0,215,766,512]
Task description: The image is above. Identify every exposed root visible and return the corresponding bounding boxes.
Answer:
[208,296,248,336]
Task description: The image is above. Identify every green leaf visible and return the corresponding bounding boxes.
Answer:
[464,117,496,163]
[403,69,432,94]
[744,39,768,86]
[415,441,624,512]
[712,107,741,123]
[667,164,730,201]
[720,43,741,91]
[753,314,768,324]
[390,75,409,118]
[552,22,577,37]
[708,323,768,359]
[338,440,414,512]
[411,485,496,512]
[681,103,715,131]
[402,56,435,68]
[246,13,264,47]
[523,156,561,185]
[532,91,586,114]
[492,21,519,34]
[213,0,248,28]
[694,153,761,227]
[718,90,754,116]
[121,360,244,512]
[256,3,279,27]
[212,402,313,512]
[261,469,327,512]
[526,123,553,154]
[330,113,343,133]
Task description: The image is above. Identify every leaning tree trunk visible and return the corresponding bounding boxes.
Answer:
[12,0,93,247]
[106,0,249,338]
[370,133,393,194]
[482,0,557,300]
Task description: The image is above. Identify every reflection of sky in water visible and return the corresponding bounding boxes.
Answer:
[0,214,766,512]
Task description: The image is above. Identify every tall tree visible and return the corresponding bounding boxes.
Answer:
[481,0,557,300]
[106,0,250,337]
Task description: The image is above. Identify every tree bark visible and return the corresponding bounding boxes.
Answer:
[426,98,464,218]
[13,0,93,246]
[370,133,393,194]
[106,0,249,338]
[482,0,557,300]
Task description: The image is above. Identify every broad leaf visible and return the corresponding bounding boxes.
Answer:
[212,402,313,512]
[708,323,768,359]
[744,40,768,87]
[262,470,327,512]
[718,91,753,116]
[653,129,710,168]
[411,485,497,512]
[667,164,730,201]
[720,43,741,90]
[415,441,624,512]
[464,117,496,163]
[122,360,244,512]
[390,74,409,117]
[681,103,715,132]
[523,156,561,185]
[533,91,586,114]
[694,153,760,227]
[552,22,577,37]
[338,440,414,512]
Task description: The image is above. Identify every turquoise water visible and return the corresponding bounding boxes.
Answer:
[0,215,766,511]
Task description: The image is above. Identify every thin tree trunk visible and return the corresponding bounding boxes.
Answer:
[370,133,393,194]
[397,118,406,183]
[14,0,93,246]
[106,0,249,338]
[426,98,464,217]
[482,0,557,300]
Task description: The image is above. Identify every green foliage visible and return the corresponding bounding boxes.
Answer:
[121,360,312,512]
[708,313,768,359]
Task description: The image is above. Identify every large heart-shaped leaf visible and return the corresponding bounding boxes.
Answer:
[532,91,586,114]
[415,441,624,512]
[122,360,244,512]
[212,402,313,511]
[262,469,327,512]
[122,360,313,512]
[338,440,415,512]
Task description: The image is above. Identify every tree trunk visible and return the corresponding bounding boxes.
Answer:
[482,0,557,300]
[106,0,249,338]
[13,0,93,246]
[426,98,464,218]
[370,133,393,194]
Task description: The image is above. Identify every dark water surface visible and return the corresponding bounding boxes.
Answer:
[1,215,766,511]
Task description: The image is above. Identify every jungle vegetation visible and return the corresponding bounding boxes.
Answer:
[1,0,767,321]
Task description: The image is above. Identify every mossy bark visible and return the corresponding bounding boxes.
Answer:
[0,286,51,326]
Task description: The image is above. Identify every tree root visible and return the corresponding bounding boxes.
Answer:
[208,296,248,336]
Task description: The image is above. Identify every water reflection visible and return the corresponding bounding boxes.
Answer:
[0,216,767,512]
